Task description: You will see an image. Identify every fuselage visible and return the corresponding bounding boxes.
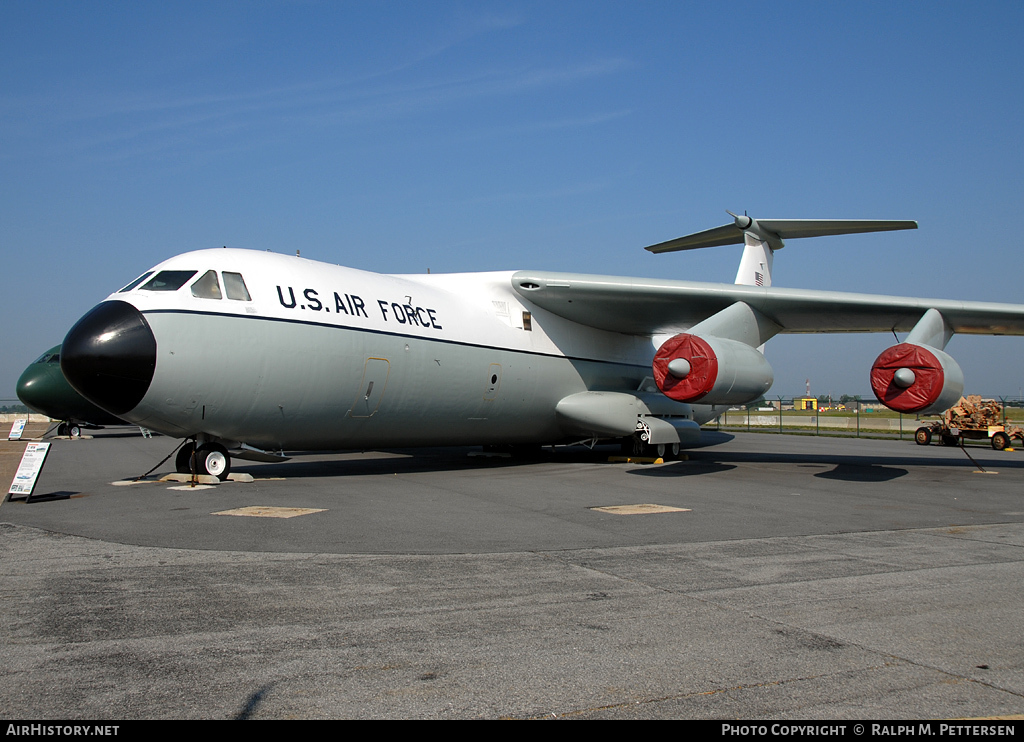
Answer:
[61,248,706,451]
[16,345,124,426]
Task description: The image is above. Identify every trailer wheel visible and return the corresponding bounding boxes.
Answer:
[915,427,932,446]
[992,432,1010,451]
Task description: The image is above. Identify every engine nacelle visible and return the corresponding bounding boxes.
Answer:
[870,342,964,414]
[653,333,773,405]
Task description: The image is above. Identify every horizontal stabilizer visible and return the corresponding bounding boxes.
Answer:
[645,215,918,254]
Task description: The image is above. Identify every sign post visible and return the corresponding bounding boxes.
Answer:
[8,442,51,501]
[8,418,27,440]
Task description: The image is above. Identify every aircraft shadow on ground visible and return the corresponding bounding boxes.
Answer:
[628,446,1021,479]
[225,434,736,480]
[814,464,907,482]
[230,445,627,479]
[628,461,737,477]
[131,430,1019,482]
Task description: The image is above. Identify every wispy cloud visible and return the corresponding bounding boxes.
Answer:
[1,8,627,166]
[467,110,633,140]
[1,53,630,165]
[455,179,614,206]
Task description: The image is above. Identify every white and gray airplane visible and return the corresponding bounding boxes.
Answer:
[59,213,1024,478]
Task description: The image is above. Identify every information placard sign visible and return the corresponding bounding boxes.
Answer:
[8,442,51,500]
[8,419,26,440]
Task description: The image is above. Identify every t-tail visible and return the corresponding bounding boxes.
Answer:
[643,211,918,288]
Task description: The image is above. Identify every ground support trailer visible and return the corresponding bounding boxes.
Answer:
[915,396,1023,450]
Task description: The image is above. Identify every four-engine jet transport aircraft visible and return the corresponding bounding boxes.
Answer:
[59,214,1024,479]
[17,345,126,436]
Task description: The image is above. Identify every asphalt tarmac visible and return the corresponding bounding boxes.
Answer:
[2,429,1023,719]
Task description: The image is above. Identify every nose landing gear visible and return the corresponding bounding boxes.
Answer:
[175,440,232,480]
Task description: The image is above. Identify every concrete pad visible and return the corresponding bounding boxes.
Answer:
[2,431,1024,719]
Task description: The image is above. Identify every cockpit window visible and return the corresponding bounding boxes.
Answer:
[222,272,251,301]
[118,272,154,293]
[191,270,222,299]
[141,270,197,292]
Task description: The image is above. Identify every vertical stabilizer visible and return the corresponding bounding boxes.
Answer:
[734,231,773,287]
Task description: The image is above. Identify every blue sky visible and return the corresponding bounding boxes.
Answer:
[3,1,1023,402]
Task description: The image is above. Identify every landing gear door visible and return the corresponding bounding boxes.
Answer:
[349,358,390,418]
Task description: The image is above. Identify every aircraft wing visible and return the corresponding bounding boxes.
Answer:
[510,271,1024,337]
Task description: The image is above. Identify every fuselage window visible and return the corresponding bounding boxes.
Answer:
[191,270,222,299]
[222,272,251,301]
[118,272,154,292]
[141,270,198,291]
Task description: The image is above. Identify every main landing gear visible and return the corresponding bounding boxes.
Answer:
[176,441,231,480]
[621,437,681,459]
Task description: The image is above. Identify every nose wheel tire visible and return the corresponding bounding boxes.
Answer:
[196,443,231,480]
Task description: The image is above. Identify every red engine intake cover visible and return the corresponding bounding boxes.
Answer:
[870,343,944,412]
[653,333,719,402]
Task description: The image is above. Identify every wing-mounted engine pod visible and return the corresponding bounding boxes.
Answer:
[653,333,773,405]
[870,342,964,414]
[653,334,718,402]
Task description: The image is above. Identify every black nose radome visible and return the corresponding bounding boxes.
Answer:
[16,365,49,416]
[61,301,157,416]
